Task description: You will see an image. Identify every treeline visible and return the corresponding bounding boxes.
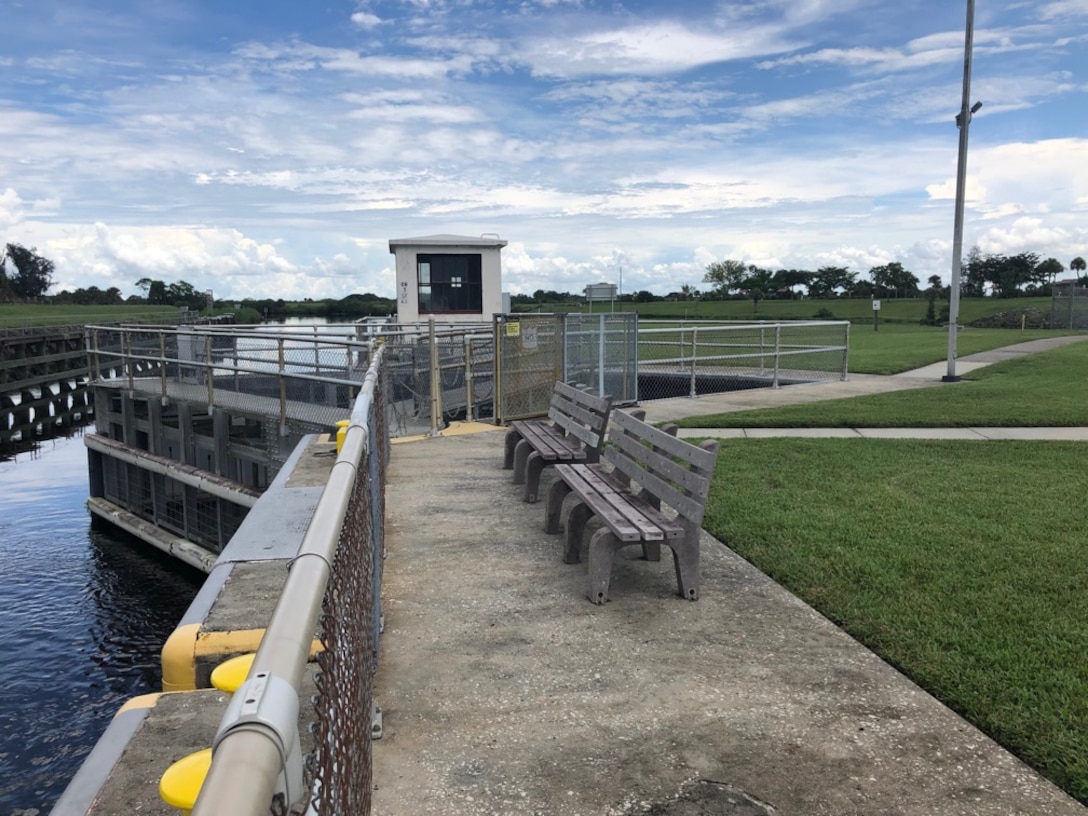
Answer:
[515,248,1087,309]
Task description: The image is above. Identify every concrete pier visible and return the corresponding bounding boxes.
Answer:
[371,427,1087,816]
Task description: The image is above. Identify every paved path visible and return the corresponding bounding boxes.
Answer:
[638,335,1088,431]
[374,426,1087,816]
[372,335,1088,815]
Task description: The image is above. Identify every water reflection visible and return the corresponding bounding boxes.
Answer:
[0,436,202,813]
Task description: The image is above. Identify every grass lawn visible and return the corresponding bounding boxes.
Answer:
[844,324,1080,375]
[678,338,1088,428]
[702,438,1088,804]
[529,295,1056,325]
[0,304,178,327]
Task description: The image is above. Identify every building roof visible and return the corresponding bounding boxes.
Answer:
[388,234,508,252]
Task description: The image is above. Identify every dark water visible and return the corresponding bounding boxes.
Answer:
[0,434,204,814]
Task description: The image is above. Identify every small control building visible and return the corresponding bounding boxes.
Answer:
[389,234,508,326]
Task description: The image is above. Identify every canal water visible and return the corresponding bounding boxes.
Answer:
[0,433,204,814]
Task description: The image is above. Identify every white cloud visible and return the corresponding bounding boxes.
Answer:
[0,188,26,230]
[351,12,383,29]
[520,21,799,78]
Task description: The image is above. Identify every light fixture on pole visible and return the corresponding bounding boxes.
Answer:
[944,0,981,382]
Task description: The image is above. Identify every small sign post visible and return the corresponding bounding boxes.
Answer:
[872,299,881,332]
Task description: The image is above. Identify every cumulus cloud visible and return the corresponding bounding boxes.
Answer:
[351,12,383,29]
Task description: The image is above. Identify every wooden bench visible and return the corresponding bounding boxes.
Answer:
[503,381,613,503]
[543,409,720,604]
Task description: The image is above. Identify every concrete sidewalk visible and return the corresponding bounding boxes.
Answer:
[638,335,1088,426]
[371,336,1087,815]
[372,429,1086,816]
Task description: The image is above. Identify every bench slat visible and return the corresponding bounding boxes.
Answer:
[520,422,585,461]
[553,380,611,415]
[607,431,713,510]
[611,409,718,472]
[556,464,680,541]
[548,406,601,450]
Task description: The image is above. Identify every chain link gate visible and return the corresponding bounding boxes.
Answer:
[562,313,638,404]
[493,314,564,423]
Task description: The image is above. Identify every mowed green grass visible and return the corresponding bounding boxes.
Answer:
[678,339,1088,427]
[687,336,1088,802]
[532,295,1055,325]
[0,304,178,327]
[639,322,1080,376]
[702,438,1088,803]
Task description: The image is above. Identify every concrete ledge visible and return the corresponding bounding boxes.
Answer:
[51,673,318,816]
[159,435,336,691]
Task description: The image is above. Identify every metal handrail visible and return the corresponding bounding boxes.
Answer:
[190,345,386,816]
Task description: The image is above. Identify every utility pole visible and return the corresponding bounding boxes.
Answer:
[944,0,981,382]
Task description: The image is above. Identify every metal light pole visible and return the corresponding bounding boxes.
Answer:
[944,0,981,382]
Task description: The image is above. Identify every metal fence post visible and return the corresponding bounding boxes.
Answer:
[464,334,474,422]
[205,335,214,411]
[689,327,697,398]
[126,331,135,393]
[773,325,781,389]
[841,322,850,381]
[598,314,606,398]
[428,318,441,436]
[160,332,168,400]
[278,338,287,435]
[91,328,101,381]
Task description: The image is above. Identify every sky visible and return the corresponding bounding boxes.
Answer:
[1,0,1086,302]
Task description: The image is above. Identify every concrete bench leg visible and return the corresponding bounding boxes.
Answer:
[587,527,620,604]
[544,479,571,534]
[564,501,593,565]
[503,428,521,469]
[523,452,546,503]
[512,439,531,485]
[670,528,701,601]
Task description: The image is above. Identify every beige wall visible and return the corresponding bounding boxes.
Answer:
[393,244,504,326]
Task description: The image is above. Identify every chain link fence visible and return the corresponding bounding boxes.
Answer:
[190,347,388,816]
[307,359,387,816]
[381,323,495,436]
[637,320,849,400]
[1051,286,1088,330]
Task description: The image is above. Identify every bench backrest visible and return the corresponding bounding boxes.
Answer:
[604,409,720,526]
[548,381,613,453]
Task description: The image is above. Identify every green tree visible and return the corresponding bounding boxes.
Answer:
[962,245,988,296]
[923,275,943,325]
[741,266,775,312]
[1072,256,1087,284]
[2,243,54,299]
[807,266,855,298]
[136,277,170,305]
[869,262,919,298]
[703,259,747,299]
[990,252,1040,298]
[1034,258,1064,292]
[771,269,810,298]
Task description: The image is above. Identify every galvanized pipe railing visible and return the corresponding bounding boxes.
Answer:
[191,345,386,816]
[639,320,850,389]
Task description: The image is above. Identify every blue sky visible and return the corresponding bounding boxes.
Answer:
[1,0,1086,301]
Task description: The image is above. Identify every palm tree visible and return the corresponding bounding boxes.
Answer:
[1072,257,1087,285]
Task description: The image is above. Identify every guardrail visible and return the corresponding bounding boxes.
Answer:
[192,345,388,816]
[637,320,850,399]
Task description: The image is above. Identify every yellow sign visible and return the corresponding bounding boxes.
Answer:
[506,321,521,337]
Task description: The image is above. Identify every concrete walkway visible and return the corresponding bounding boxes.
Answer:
[372,336,1088,816]
[638,335,1088,432]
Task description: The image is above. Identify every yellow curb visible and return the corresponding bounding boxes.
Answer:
[391,421,503,444]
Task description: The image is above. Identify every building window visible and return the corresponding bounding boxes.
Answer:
[418,254,483,314]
